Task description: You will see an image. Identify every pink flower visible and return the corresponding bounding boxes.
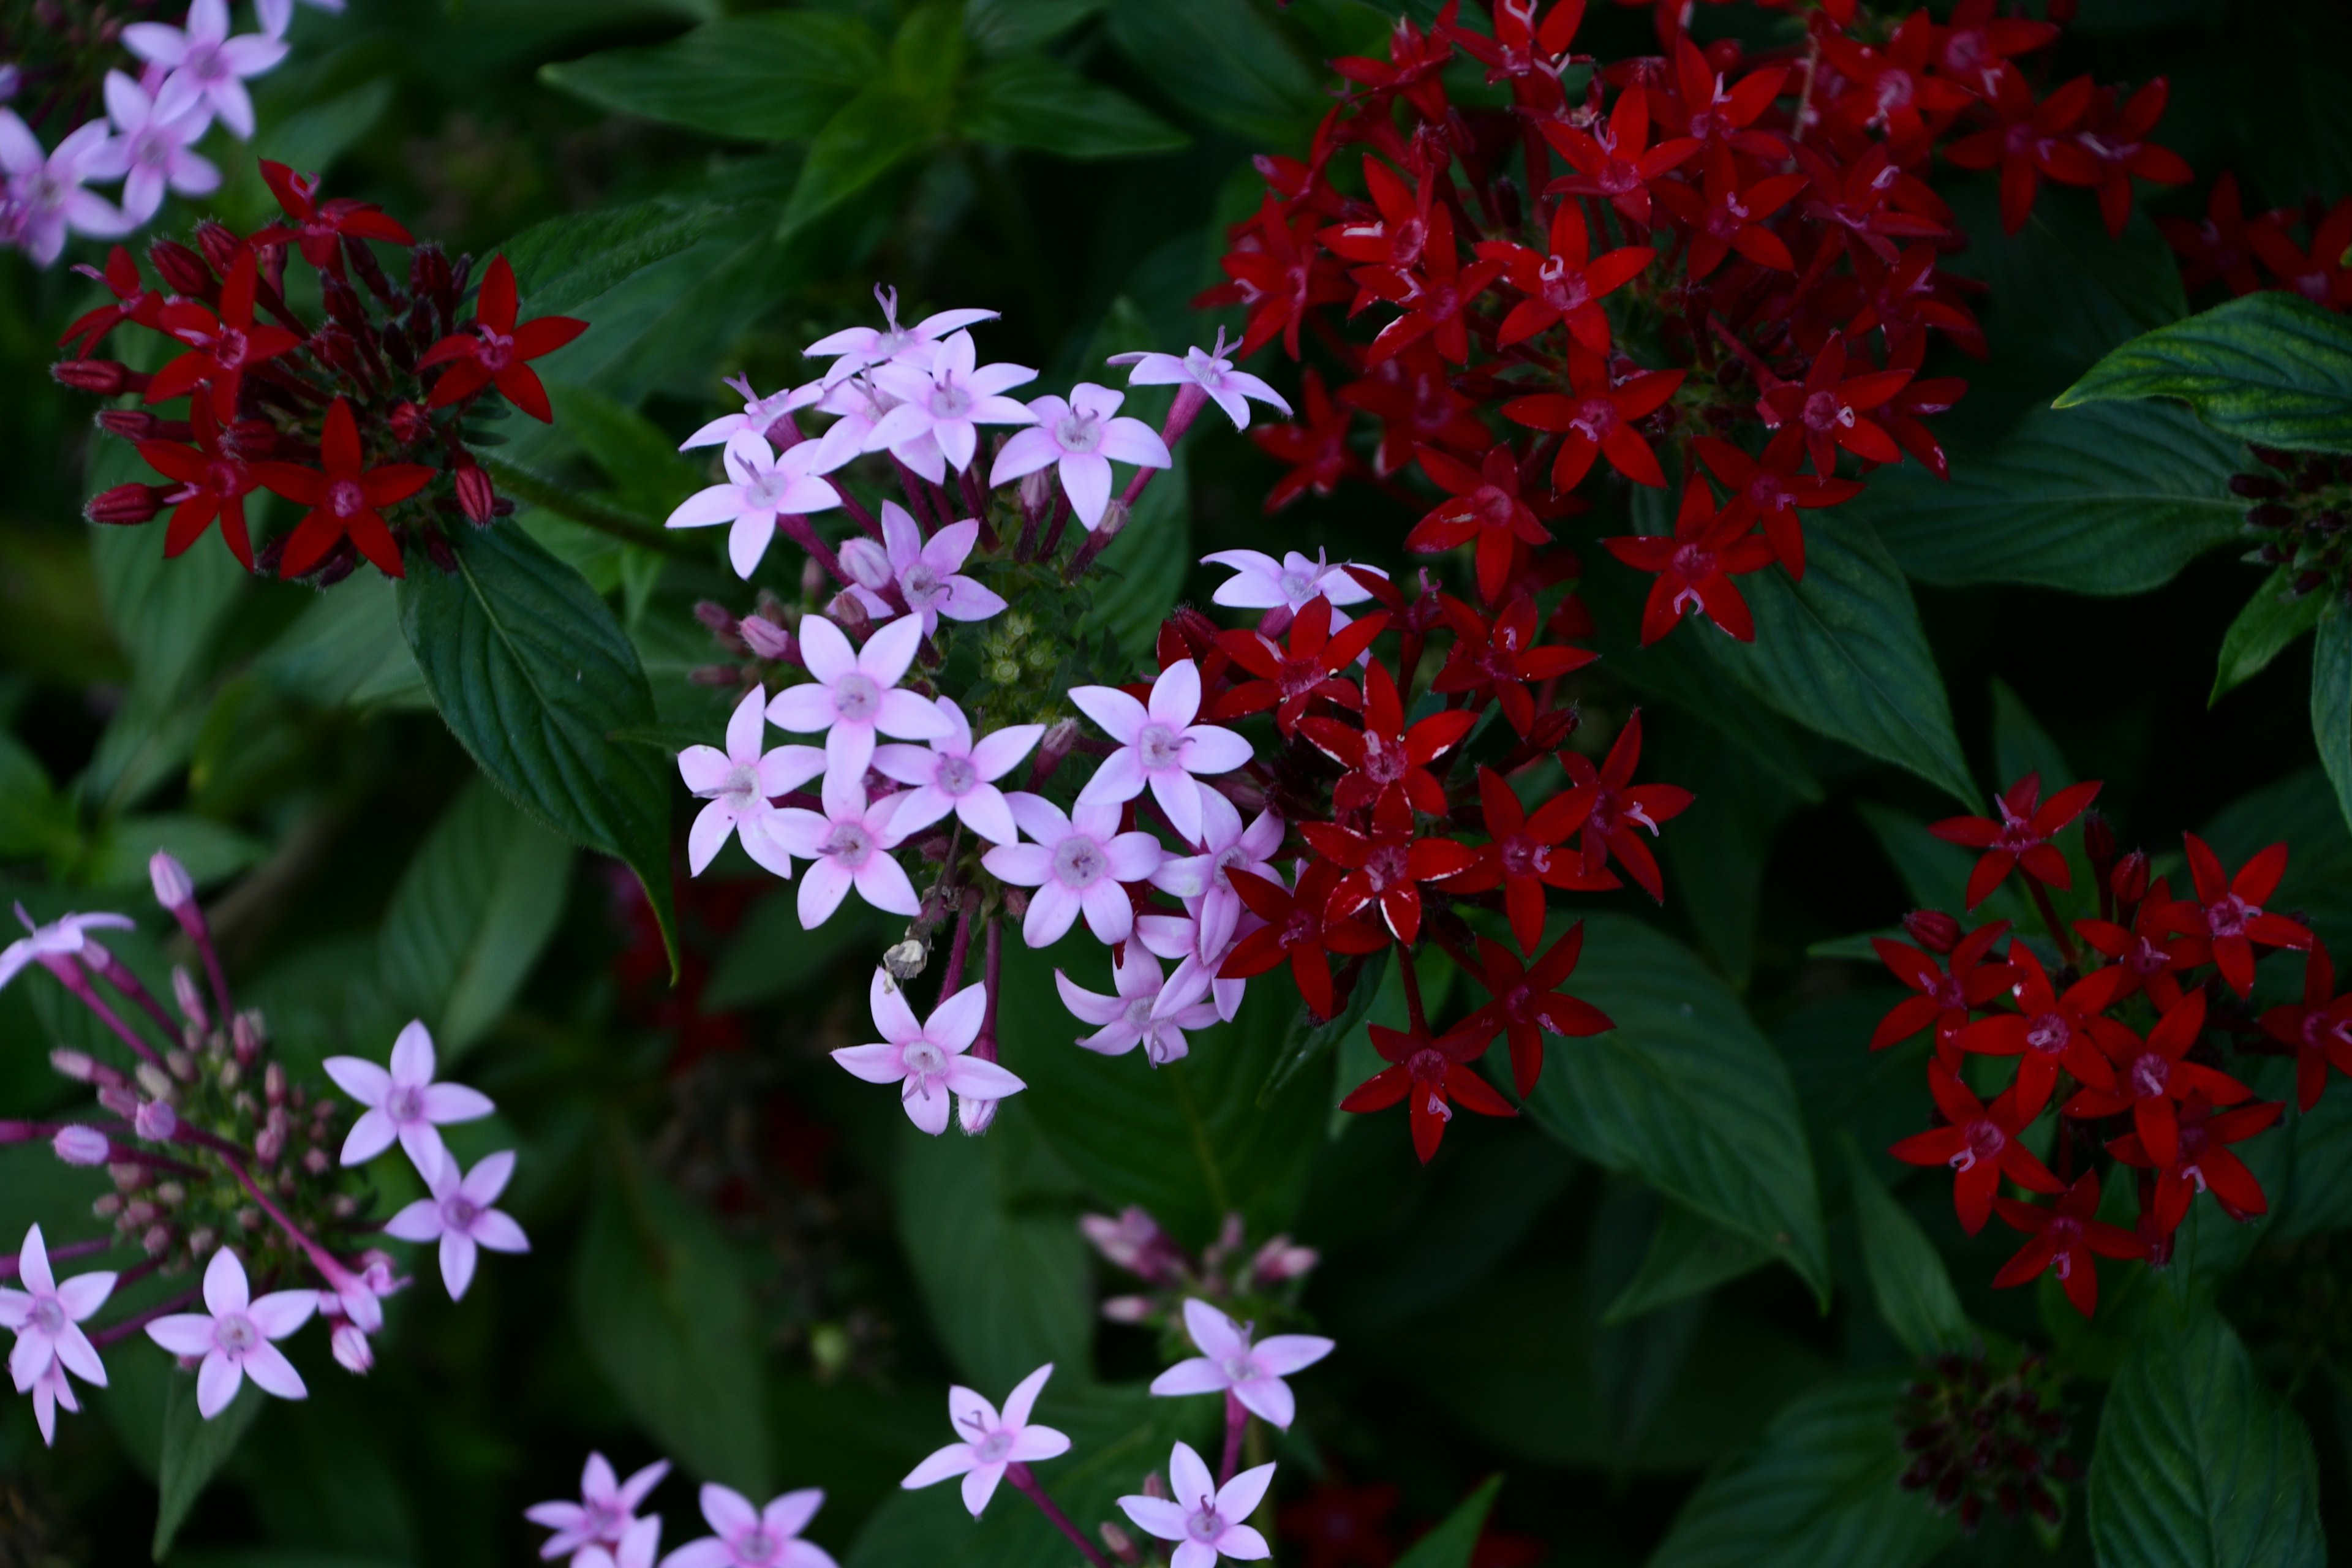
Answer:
[682,374,822,450]
[584,1517,661,1568]
[764,613,951,786]
[102,71,217,224]
[1110,331,1293,431]
[678,685,824,878]
[1200,548,1382,619]
[1148,1298,1333,1429]
[832,969,1025,1135]
[1136,910,1255,1024]
[987,382,1171,529]
[23,1357,81,1446]
[126,0,289,140]
[1072,660,1251,845]
[383,1148,530,1300]
[840,503,1008,635]
[665,431,842,580]
[0,906,134,990]
[804,284,997,386]
[145,1248,316,1418]
[1055,952,1220,1066]
[771,779,918,928]
[662,1483,835,1568]
[983,796,1165,948]
[804,376,903,475]
[900,1362,1073,1517]
[1118,1442,1276,1568]
[526,1453,672,1566]
[1,1224,115,1404]
[864,330,1035,481]
[0,113,126,267]
[1158,791,1284,963]
[873,698,1041,848]
[324,1019,495,1175]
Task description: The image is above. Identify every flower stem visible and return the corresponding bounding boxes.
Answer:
[0,1236,113,1281]
[2024,878,2081,968]
[940,899,978,998]
[1219,1389,1248,1486]
[89,1286,198,1349]
[1397,944,1430,1036]
[1005,1463,1109,1568]
[43,956,164,1069]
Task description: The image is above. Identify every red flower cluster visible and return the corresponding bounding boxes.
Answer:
[55,159,584,581]
[1208,0,2180,644]
[2162,173,2352,309]
[1875,772,2321,1316]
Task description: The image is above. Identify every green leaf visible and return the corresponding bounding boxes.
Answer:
[1648,1370,1959,1568]
[1105,0,1321,144]
[2311,608,2352,838]
[377,777,573,1062]
[957,54,1188,158]
[574,1166,771,1493]
[778,83,940,235]
[1854,802,2032,930]
[1864,402,2243,595]
[1845,1144,1970,1359]
[153,1376,265,1560]
[1522,916,1831,1303]
[252,78,393,177]
[395,522,677,975]
[702,889,891,1012]
[0,731,69,861]
[1694,512,1974,806]
[1262,947,1385,1104]
[966,0,1105,55]
[2087,1295,2325,1568]
[1651,719,1798,990]
[1072,459,1191,665]
[2214,568,2324,704]
[497,197,752,318]
[255,577,427,710]
[1602,1200,1771,1325]
[1989,677,2075,793]
[78,813,265,892]
[91,521,246,702]
[1393,1476,1502,1568]
[2059,292,2352,454]
[539,12,880,140]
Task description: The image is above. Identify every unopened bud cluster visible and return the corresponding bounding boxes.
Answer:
[1898,1351,2075,1534]
[2233,447,2352,603]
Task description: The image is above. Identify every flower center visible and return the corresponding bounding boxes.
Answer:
[446,1196,478,1231]
[1928,974,1967,1010]
[929,381,973,419]
[935,755,978,797]
[824,822,874,866]
[475,329,514,372]
[1053,837,1107,888]
[204,458,243,496]
[833,673,881,722]
[2129,1053,2170,1099]
[1189,1507,1226,1541]
[1568,394,1619,442]
[189,45,228,84]
[722,761,760,805]
[1599,159,1641,195]
[213,326,249,367]
[386,1085,424,1123]
[973,1430,1014,1464]
[1473,484,1518,530]
[2205,893,2257,937]
[737,1529,779,1563]
[1278,568,1316,603]
[326,477,366,519]
[1670,541,1716,579]
[1137,723,1182,771]
[1801,390,1853,432]
[1407,1047,1448,1084]
[902,1040,946,1079]
[1951,1117,2005,1172]
[2047,1216,2084,1250]
[2025,1013,2071,1055]
[1055,409,1102,453]
[132,127,174,167]
[745,469,791,510]
[903,563,942,603]
[29,1297,66,1335]
[1364,842,1411,891]
[216,1312,258,1355]
[1361,740,1404,785]
[1538,256,1590,310]
[1498,835,1550,877]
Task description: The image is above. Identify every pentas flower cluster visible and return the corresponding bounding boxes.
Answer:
[2218,445,2352,613]
[2161,174,2352,309]
[1871,772,2329,1316]
[1213,0,2183,637]
[1080,1206,1319,1336]
[0,0,338,264]
[1897,1350,2076,1534]
[0,851,517,1440]
[55,157,582,578]
[527,1454,835,1568]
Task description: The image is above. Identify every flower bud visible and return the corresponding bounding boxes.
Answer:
[232,1011,263,1066]
[1030,717,1080,788]
[2111,850,2149,908]
[1019,467,1055,518]
[332,1322,375,1375]
[2245,503,2294,529]
[303,1145,330,1174]
[52,1126,110,1166]
[92,1194,122,1219]
[154,1181,185,1207]
[740,613,794,662]
[123,1198,157,1226]
[255,1125,284,1164]
[134,1099,179,1142]
[389,399,432,445]
[50,1049,96,1083]
[839,537,892,592]
[264,1060,286,1107]
[454,459,497,525]
[1902,909,1961,954]
[1142,1472,1170,1501]
[2081,811,2116,878]
[1090,498,1132,544]
[1098,1521,1140,1564]
[957,1095,999,1135]
[694,598,741,637]
[801,553,829,602]
[86,482,165,524]
[97,1085,140,1119]
[1099,1295,1153,1323]
[148,849,195,911]
[829,594,872,641]
[141,1223,173,1257]
[188,1226,216,1258]
[148,238,216,296]
[172,965,209,1030]
[166,1048,195,1082]
[1001,886,1028,920]
[1250,1235,1319,1284]
[111,1163,148,1193]
[53,358,149,395]
[2230,473,2287,500]
[97,408,173,442]
[409,243,454,312]
[135,1062,173,1101]
[194,219,243,277]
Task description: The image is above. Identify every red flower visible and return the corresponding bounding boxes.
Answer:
[2074,874,2199,1012]
[2157,173,2264,297]
[1815,11,1975,148]
[2248,198,2352,309]
[59,246,164,358]
[1539,84,1700,227]
[1221,861,1391,1020]
[1339,341,1496,476]
[1502,345,1684,491]
[2062,990,2252,1169]
[1890,1061,2062,1235]
[1694,431,1861,580]
[1213,193,1351,359]
[1406,444,1554,605]
[2158,834,2313,997]
[1661,34,1789,156]
[418,256,586,423]
[1600,475,1775,645]
[1476,201,1653,351]
[1253,368,1362,510]
[1340,1021,1518,1164]
[252,159,414,271]
[1651,143,1806,279]
[1215,597,1390,736]
[1868,921,2015,1054]
[1302,794,1477,945]
[2258,943,2352,1112]
[1446,766,1619,952]
[1454,922,1614,1096]
[1992,1171,2143,1319]
[1795,141,1952,264]
[137,402,262,569]
[1430,595,1597,736]
[145,250,303,421]
[1953,944,2124,1113]
[1352,203,1504,366]
[1317,157,1434,270]
[1942,66,2100,235]
[1300,658,1473,817]
[2074,78,2192,239]
[1930,0,2059,97]
[1928,771,2101,911]
[1756,332,1912,477]
[2108,1095,2284,1235]
[252,397,436,578]
[1444,0,1583,91]
[1330,9,1453,121]
[1559,709,1691,901]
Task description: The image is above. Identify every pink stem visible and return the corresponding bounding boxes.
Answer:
[84,944,181,1041]
[89,1286,197,1349]
[42,956,164,1068]
[1119,382,1207,513]
[1219,1390,1248,1485]
[889,454,941,535]
[826,479,886,543]
[973,918,1003,1064]
[778,514,849,586]
[1005,1463,1109,1568]
[940,902,978,998]
[169,900,235,1026]
[0,1236,114,1281]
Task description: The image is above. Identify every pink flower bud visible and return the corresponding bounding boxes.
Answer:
[1019,467,1054,518]
[97,1086,138,1119]
[693,598,741,637]
[133,1100,178,1142]
[172,966,208,1030]
[86,482,165,524]
[332,1322,374,1375]
[149,850,195,910]
[1249,1235,1319,1284]
[1099,1295,1154,1324]
[52,1126,110,1166]
[50,1049,96,1083]
[96,409,171,442]
[1902,910,1960,955]
[141,1224,173,1256]
[740,613,794,661]
[264,1061,286,1107]
[830,594,872,641]
[840,537,892,592]
[232,1011,263,1066]
[957,1096,999,1135]
[1030,717,1081,788]
[801,554,828,601]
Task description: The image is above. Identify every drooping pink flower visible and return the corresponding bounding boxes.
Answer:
[873,698,1041,848]
[382,1148,530,1300]
[0,906,134,990]
[764,614,951,786]
[125,0,289,140]
[663,1483,836,1568]
[1149,1298,1333,1429]
[682,374,822,450]
[0,112,126,269]
[864,330,1035,481]
[525,1452,671,1567]
[665,431,843,580]
[770,778,918,927]
[989,382,1171,528]
[1110,329,1294,431]
[145,1248,316,1418]
[1056,951,1221,1066]
[982,796,1166,948]
[832,969,1025,1136]
[1,1224,115,1407]
[1119,1442,1276,1568]
[324,1019,494,1175]
[678,685,823,878]
[1199,548,1382,622]
[1072,660,1252,845]
[901,1362,1073,1517]
[804,284,997,386]
[840,503,1008,635]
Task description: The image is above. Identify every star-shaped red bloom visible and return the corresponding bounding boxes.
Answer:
[2157,834,2313,998]
[1941,65,2100,235]
[252,159,415,272]
[138,402,262,569]
[1540,83,1700,227]
[1446,765,1619,952]
[2247,198,2352,309]
[1476,200,1653,353]
[1756,332,1912,478]
[1953,944,2125,1113]
[1869,920,2015,1055]
[1351,202,1503,368]
[418,256,586,423]
[1815,10,1976,149]
[1651,142,1807,280]
[1330,9,1453,120]
[1928,771,2102,911]
[2075,874,2199,1012]
[1302,794,1478,945]
[1337,339,1493,477]
[1454,922,1613,1096]
[1693,431,1863,581]
[1890,1061,2062,1236]
[2063,990,2252,1170]
[1795,141,1952,264]
[2157,171,2263,296]
[2107,1095,2284,1236]
[1300,658,1473,817]
[1251,368,1361,511]
[1660,34,1790,156]
[253,397,436,579]
[1340,1020,1518,1164]
[145,251,304,421]
[2074,77,2192,239]
[2260,943,2352,1112]
[1221,861,1391,1019]
[1430,595,1598,736]
[1212,193,1352,360]
[1214,597,1389,736]
[1502,344,1684,492]
[1559,709,1691,901]
[1930,0,2059,98]
[1318,157,1434,270]
[1407,444,1555,605]
[1992,1170,2143,1319]
[1602,474,1776,645]
[59,246,165,358]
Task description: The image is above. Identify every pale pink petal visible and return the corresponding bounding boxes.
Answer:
[245,1289,317,1339]
[1006,793,1070,843]
[926,984,990,1050]
[17,1227,52,1297]
[1060,453,1113,528]
[1069,684,1147,744]
[1148,1358,1232,1398]
[440,1230,481,1298]
[723,685,767,763]
[1232,1374,1295,1430]
[988,425,1061,485]
[727,512,778,579]
[389,1020,437,1087]
[1098,418,1172,469]
[470,1210,530,1254]
[55,1272,115,1321]
[688,797,741,875]
[1079,880,1133,944]
[239,1340,307,1401]
[701,1482,759,1537]
[764,1488,824,1540]
[195,1351,244,1417]
[794,615,856,684]
[758,745,827,797]
[1182,1299,1246,1363]
[1007,1423,1069,1462]
[765,684,839,735]
[968,725,1043,782]
[941,1057,1025,1100]
[902,1442,978,1490]
[1167,1443,1217,1510]
[677,744,734,796]
[421,1082,494,1123]
[981,843,1053,886]
[904,1077,952,1135]
[858,614,925,685]
[797,859,854,928]
[383,1198,445,1242]
[145,1314,217,1358]
[954,787,1019,848]
[665,483,745,530]
[1150,771,1205,845]
[1251,1333,1335,1376]
[832,1042,909,1085]
[1102,831,1166,884]
[870,968,924,1044]
[959,1461,1008,1517]
[1077,748,1146,807]
[1119,1496,1189,1543]
[852,854,920,916]
[617,1460,671,1511]
[1178,726,1251,775]
[1055,971,1126,1025]
[323,1056,390,1107]
[873,744,941,787]
[876,688,954,740]
[1022,883,1082,948]
[202,1249,249,1316]
[1216,1523,1272,1562]
[1148,661,1202,727]
[883,784,952,837]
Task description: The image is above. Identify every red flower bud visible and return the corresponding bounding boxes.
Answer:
[2081,810,2115,876]
[1902,909,1961,954]
[86,483,167,525]
[50,358,147,395]
[388,400,432,445]
[2228,473,2286,500]
[453,459,496,525]
[148,238,216,298]
[409,243,454,312]
[2110,850,2149,908]
[194,219,244,277]
[421,532,459,574]
[693,599,741,638]
[97,409,176,442]
[222,419,277,460]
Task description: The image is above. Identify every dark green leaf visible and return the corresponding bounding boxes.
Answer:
[91,521,246,702]
[0,731,68,861]
[1695,512,1974,806]
[2059,292,2352,454]
[1523,916,1831,1302]
[1262,947,1385,1102]
[497,197,750,318]
[252,78,393,177]
[377,777,572,1062]
[574,1167,771,1492]
[154,1376,265,1560]
[1990,677,2076,792]
[1393,1476,1502,1568]
[255,578,427,710]
[1845,1143,1970,1359]
[966,0,1105,55]
[1106,0,1321,144]
[1072,459,1191,665]
[538,12,880,140]
[778,83,940,236]
[395,522,677,974]
[1648,1370,1959,1568]
[2087,1295,2325,1568]
[958,54,1187,159]
[703,890,892,1012]
[1652,718,1798,990]
[1866,402,2242,595]
[79,813,264,892]
[2215,567,2323,704]
[1855,801,2035,930]
[2312,608,2352,837]
[1602,1199,1771,1325]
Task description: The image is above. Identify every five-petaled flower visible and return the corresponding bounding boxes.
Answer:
[1446,766,1618,953]
[679,685,823,878]
[383,1148,530,1300]
[1602,478,1777,646]
[1869,922,2016,1055]
[901,1362,1072,1517]
[663,1484,837,1568]
[1890,1062,2063,1235]
[1341,1022,1518,1164]
[1073,660,1251,846]
[1502,345,1684,492]
[418,255,587,423]
[771,778,919,929]
[2107,1095,2283,1236]
[1,1223,115,1425]
[1405,444,1555,606]
[1559,710,1693,902]
[2064,990,2253,1170]
[840,503,1008,636]
[148,250,303,422]
[874,697,1040,849]
[2260,943,2352,1112]
[832,968,1025,1135]
[1928,772,2102,911]
[668,431,844,581]
[145,1247,317,1418]
[138,401,262,568]
[1953,945,2125,1112]
[1057,952,1221,1067]
[1119,1442,1278,1568]
[2158,834,2311,998]
[1300,660,1472,818]
[766,614,951,785]
[989,382,1171,529]
[325,1018,494,1176]
[252,395,435,578]
[984,796,1167,949]
[252,157,412,271]
[1453,923,1615,1097]
[1221,862,1389,1022]
[1215,598,1389,737]
[526,1453,671,1567]
[1150,1297,1335,1430]
[1992,1170,2142,1318]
